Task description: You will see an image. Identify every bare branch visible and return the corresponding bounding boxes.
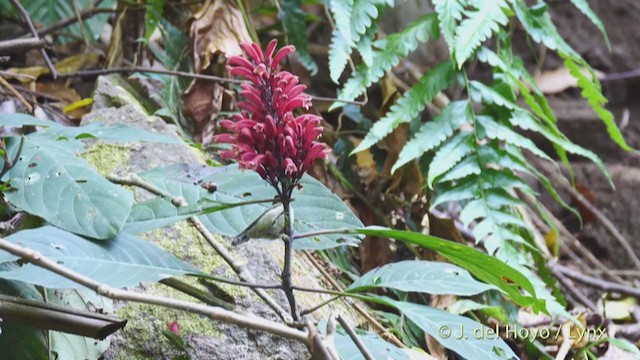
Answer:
[10,0,57,78]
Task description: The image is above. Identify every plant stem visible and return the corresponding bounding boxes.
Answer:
[281,194,299,321]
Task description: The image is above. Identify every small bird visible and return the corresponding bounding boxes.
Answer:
[232,203,293,245]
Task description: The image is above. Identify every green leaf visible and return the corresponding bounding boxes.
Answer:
[0,113,56,128]
[347,260,497,295]
[140,164,364,250]
[561,53,634,152]
[373,297,518,360]
[352,61,455,153]
[46,288,112,359]
[281,0,318,74]
[568,0,609,47]
[35,122,182,144]
[334,330,412,360]
[393,100,470,173]
[433,0,465,55]
[477,115,552,162]
[334,14,440,106]
[512,1,576,56]
[345,227,546,313]
[328,29,353,83]
[606,337,640,358]
[2,136,133,240]
[509,109,613,186]
[427,131,475,188]
[453,0,510,67]
[144,0,165,43]
[0,226,197,288]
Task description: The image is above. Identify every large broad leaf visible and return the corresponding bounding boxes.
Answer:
[334,331,413,360]
[35,122,182,144]
[2,136,133,239]
[46,288,112,359]
[0,113,56,127]
[140,164,364,250]
[374,297,517,360]
[0,226,197,288]
[338,227,546,313]
[347,260,497,296]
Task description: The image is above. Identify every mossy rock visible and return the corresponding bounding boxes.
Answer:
[83,75,365,359]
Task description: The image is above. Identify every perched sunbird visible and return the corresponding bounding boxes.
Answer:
[232,203,293,245]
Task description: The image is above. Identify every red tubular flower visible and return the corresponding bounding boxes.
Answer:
[214,40,327,193]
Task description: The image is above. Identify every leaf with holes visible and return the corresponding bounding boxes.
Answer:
[2,136,133,239]
[347,260,497,296]
[140,164,364,250]
[0,226,197,288]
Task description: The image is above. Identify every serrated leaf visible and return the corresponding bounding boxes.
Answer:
[334,14,440,106]
[2,136,133,240]
[561,52,633,152]
[347,260,497,295]
[427,131,474,188]
[470,81,517,109]
[281,0,318,75]
[433,0,465,54]
[345,227,546,312]
[328,29,353,82]
[568,0,609,47]
[0,226,197,288]
[352,61,455,153]
[477,115,552,161]
[393,100,470,172]
[512,0,576,56]
[453,0,510,67]
[509,109,613,186]
[140,164,364,250]
[373,297,518,360]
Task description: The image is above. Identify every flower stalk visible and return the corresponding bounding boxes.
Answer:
[214,40,327,321]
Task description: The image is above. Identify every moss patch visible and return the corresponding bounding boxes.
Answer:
[81,142,130,177]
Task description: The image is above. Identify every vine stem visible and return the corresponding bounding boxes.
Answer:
[0,236,309,344]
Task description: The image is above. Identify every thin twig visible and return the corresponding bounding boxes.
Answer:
[0,70,36,81]
[550,262,598,312]
[553,264,640,299]
[0,236,310,344]
[0,76,33,113]
[55,67,363,105]
[303,251,405,348]
[337,314,374,360]
[539,163,640,270]
[10,0,57,79]
[0,38,46,53]
[301,295,340,316]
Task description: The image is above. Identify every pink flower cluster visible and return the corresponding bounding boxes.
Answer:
[214,40,326,192]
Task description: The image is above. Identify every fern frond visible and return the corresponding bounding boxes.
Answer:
[568,0,609,47]
[427,131,474,187]
[329,29,353,82]
[351,61,456,154]
[327,0,390,82]
[477,115,553,162]
[334,14,440,107]
[561,53,633,152]
[512,0,576,57]
[432,0,465,54]
[393,100,470,173]
[453,0,510,68]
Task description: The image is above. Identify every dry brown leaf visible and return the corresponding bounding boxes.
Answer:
[183,80,229,144]
[6,53,100,83]
[190,0,253,73]
[535,66,604,94]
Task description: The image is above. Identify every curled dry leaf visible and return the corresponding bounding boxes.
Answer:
[183,80,233,144]
[189,0,253,73]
